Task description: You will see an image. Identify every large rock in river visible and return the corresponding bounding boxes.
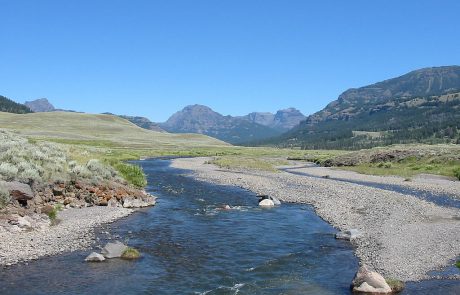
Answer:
[259,199,275,207]
[352,265,392,294]
[85,252,106,262]
[101,241,128,258]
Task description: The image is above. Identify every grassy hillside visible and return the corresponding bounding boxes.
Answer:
[0,112,226,149]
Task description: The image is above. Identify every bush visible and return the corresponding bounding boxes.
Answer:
[0,183,11,209]
[454,167,460,180]
[114,163,147,188]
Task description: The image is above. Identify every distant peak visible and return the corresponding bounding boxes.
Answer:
[24,98,55,112]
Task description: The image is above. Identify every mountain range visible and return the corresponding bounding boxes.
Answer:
[267,65,460,149]
[159,105,305,144]
[3,65,460,149]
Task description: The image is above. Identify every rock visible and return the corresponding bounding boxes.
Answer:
[107,198,119,208]
[259,199,275,207]
[85,252,106,262]
[41,204,54,215]
[52,187,64,196]
[121,247,141,260]
[336,229,362,240]
[122,195,156,208]
[17,216,32,228]
[101,241,128,258]
[3,181,34,201]
[352,266,392,294]
[257,195,281,205]
[99,199,108,206]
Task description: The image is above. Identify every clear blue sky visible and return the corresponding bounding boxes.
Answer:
[1,0,459,121]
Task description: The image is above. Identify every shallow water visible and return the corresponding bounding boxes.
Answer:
[0,159,458,294]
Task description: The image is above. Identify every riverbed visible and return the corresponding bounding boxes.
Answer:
[0,159,458,294]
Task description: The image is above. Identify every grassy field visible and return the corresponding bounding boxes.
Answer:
[0,112,226,149]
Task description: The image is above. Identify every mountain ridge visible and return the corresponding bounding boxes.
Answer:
[267,65,460,149]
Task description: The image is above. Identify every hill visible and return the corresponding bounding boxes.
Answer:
[268,66,460,149]
[116,115,165,132]
[160,105,282,144]
[0,95,32,114]
[0,111,227,149]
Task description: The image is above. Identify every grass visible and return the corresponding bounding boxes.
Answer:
[121,247,141,260]
[1,111,459,180]
[0,111,226,149]
[456,260,460,269]
[332,144,460,179]
[112,162,147,188]
[385,278,405,292]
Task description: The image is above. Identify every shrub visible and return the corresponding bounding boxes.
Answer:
[454,167,460,180]
[0,163,19,181]
[114,163,147,188]
[0,183,11,209]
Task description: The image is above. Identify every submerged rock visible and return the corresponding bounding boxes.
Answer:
[352,265,392,294]
[336,229,362,241]
[85,252,106,262]
[101,241,128,258]
[259,199,275,207]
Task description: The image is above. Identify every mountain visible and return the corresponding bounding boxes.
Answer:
[24,98,55,112]
[268,66,460,149]
[160,105,282,144]
[239,108,306,132]
[0,95,32,114]
[112,114,165,132]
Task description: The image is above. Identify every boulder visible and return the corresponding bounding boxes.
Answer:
[336,229,362,241]
[3,181,34,201]
[85,252,106,262]
[122,195,156,208]
[41,204,55,215]
[52,187,64,196]
[352,266,392,294]
[101,241,128,258]
[107,198,119,208]
[257,195,281,205]
[259,199,275,207]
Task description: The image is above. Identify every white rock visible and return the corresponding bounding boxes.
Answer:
[17,216,32,228]
[259,199,275,207]
[352,266,392,294]
[101,241,128,258]
[85,252,106,262]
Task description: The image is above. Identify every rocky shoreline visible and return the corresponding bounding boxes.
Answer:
[171,157,460,282]
[0,179,156,266]
[0,207,133,266]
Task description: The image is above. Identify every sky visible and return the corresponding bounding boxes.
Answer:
[1,0,459,122]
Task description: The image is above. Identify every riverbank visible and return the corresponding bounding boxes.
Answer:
[171,157,460,282]
[0,207,133,266]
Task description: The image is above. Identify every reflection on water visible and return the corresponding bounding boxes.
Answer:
[0,159,457,294]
